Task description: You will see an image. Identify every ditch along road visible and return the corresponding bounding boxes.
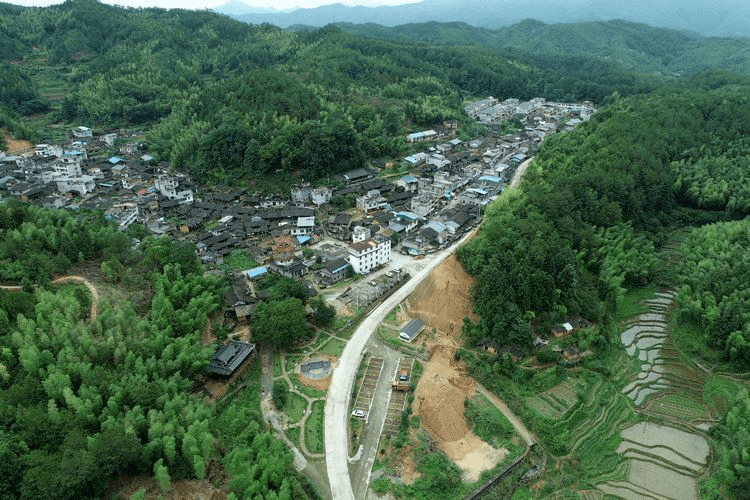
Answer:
[325,159,534,500]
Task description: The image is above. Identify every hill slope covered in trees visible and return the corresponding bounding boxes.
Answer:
[2,0,750,186]
[227,0,750,38]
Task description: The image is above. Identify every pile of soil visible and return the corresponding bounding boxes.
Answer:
[404,254,478,338]
[336,302,354,317]
[2,134,33,155]
[414,344,473,442]
[412,343,507,482]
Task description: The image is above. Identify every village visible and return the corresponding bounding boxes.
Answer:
[0,98,594,302]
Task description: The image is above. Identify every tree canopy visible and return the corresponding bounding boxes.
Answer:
[0,201,317,499]
[458,80,750,351]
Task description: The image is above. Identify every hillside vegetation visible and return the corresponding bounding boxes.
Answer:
[458,78,750,356]
[2,0,749,186]
[335,19,750,77]
[0,200,318,499]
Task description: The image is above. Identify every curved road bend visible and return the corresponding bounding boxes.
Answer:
[324,231,474,500]
[324,158,534,500]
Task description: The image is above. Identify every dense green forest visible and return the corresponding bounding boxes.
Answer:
[333,19,750,77]
[458,77,750,360]
[0,200,318,499]
[677,220,750,365]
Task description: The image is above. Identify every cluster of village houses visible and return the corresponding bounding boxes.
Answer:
[0,98,595,314]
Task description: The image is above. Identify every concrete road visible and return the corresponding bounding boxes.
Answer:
[509,156,533,189]
[324,231,474,500]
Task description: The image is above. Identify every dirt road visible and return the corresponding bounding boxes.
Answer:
[474,383,537,447]
[324,231,474,500]
[51,275,100,320]
[0,275,100,320]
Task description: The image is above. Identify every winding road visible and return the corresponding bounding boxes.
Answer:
[324,232,474,500]
[51,276,100,320]
[323,157,535,500]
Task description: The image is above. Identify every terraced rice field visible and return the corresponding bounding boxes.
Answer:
[525,378,584,419]
[596,289,713,499]
[620,292,707,406]
[599,422,709,500]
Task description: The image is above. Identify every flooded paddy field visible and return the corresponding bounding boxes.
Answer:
[596,289,715,499]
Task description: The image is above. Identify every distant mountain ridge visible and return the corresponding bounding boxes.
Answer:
[329,19,750,77]
[220,0,750,38]
[211,1,287,16]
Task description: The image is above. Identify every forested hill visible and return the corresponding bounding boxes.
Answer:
[227,0,750,38]
[458,75,750,365]
[1,0,750,187]
[330,19,750,77]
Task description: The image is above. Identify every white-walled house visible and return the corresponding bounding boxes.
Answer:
[348,235,391,275]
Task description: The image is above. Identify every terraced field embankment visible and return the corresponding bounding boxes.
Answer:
[597,289,713,500]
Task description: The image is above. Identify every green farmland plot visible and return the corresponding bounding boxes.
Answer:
[525,378,584,419]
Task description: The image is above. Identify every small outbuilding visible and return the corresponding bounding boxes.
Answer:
[246,266,269,280]
[399,318,425,343]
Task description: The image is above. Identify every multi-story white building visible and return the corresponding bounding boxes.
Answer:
[72,126,93,138]
[290,183,312,205]
[410,194,438,218]
[356,193,388,213]
[51,157,95,196]
[291,216,315,236]
[155,174,194,204]
[348,235,391,275]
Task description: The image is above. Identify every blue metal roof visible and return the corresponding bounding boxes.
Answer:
[246,266,268,279]
[394,211,418,221]
[332,263,349,274]
[296,235,312,245]
[479,175,502,183]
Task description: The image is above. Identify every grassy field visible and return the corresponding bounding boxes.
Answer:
[318,337,346,357]
[305,400,325,454]
[464,392,516,448]
[273,352,282,377]
[285,426,300,448]
[617,284,656,318]
[284,392,308,423]
[285,354,299,374]
[308,332,331,352]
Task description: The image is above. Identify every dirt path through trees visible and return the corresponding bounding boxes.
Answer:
[51,275,100,320]
[474,383,537,447]
[0,275,100,320]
